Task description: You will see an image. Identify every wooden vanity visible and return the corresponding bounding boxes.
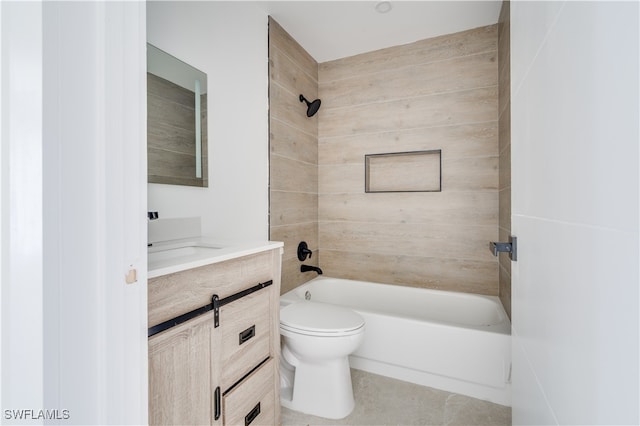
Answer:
[147,243,283,425]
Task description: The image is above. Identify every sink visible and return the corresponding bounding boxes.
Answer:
[148,242,222,264]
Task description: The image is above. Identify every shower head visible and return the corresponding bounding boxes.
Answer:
[299,94,321,117]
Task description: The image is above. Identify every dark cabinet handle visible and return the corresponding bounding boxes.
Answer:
[239,325,256,345]
[244,402,260,426]
[214,386,221,420]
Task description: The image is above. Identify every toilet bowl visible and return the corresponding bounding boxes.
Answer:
[279,301,365,419]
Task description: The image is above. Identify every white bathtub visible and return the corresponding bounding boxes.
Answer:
[280,276,511,406]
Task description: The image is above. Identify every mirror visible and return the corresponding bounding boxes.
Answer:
[147,43,208,187]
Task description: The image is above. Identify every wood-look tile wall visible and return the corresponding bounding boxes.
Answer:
[268,18,320,294]
[318,25,500,295]
[498,1,512,316]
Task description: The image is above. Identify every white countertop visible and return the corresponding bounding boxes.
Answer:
[148,237,283,279]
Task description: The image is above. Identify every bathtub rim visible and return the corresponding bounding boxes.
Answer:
[281,276,511,336]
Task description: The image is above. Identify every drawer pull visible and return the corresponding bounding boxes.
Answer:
[244,402,260,426]
[239,325,256,345]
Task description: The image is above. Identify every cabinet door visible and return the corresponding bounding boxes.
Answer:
[149,311,219,426]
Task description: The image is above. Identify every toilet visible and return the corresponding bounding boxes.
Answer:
[279,301,365,419]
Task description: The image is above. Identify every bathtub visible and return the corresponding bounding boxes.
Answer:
[280,276,511,406]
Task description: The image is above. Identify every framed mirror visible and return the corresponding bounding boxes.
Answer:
[147,43,208,187]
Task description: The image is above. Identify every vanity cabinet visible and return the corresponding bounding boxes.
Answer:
[148,247,282,426]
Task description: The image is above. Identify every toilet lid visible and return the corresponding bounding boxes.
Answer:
[280,301,365,335]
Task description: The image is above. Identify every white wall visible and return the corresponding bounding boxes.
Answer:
[510,1,639,424]
[1,1,44,416]
[147,2,269,242]
[2,2,148,424]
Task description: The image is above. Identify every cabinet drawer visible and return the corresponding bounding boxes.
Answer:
[223,358,275,426]
[219,289,271,390]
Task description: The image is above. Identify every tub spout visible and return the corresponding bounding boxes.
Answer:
[301,264,323,275]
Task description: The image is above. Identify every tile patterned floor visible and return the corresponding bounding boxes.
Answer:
[281,369,511,426]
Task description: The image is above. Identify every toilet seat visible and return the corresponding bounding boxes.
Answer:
[280,301,365,337]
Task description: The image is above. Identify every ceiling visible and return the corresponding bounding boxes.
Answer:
[255,1,502,63]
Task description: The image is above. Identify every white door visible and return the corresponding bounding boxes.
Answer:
[510,2,639,424]
[2,2,148,423]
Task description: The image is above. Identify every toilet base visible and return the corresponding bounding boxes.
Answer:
[280,357,355,419]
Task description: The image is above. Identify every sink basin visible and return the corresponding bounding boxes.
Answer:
[148,242,222,264]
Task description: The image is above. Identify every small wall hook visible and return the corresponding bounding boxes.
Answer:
[489,236,517,261]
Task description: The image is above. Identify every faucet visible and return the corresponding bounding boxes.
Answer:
[301,264,323,275]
